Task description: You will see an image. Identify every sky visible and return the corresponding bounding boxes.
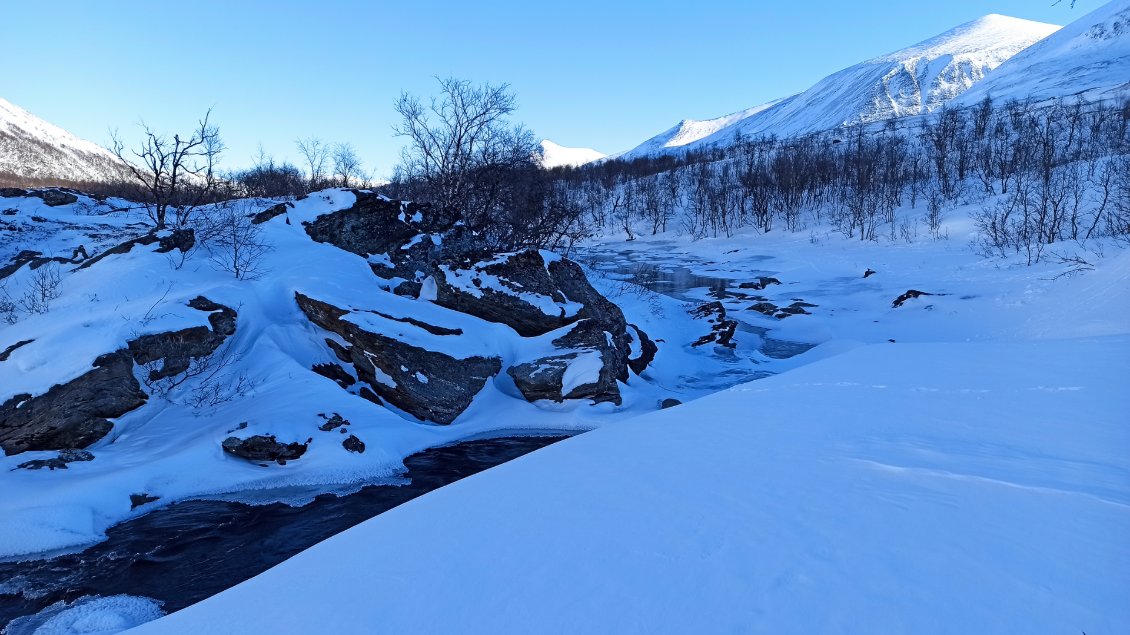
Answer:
[1,0,1108,178]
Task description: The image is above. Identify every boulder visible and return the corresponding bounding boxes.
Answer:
[222,435,308,464]
[0,350,146,455]
[295,292,501,424]
[130,493,160,509]
[660,398,683,409]
[892,289,936,308]
[507,319,625,405]
[738,276,781,291]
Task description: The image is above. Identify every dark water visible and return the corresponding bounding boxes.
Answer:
[0,434,571,628]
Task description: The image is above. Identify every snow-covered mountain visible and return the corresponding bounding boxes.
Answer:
[537,139,607,168]
[0,97,130,186]
[618,14,1060,160]
[955,0,1130,106]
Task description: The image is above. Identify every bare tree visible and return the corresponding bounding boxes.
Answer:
[331,142,364,188]
[393,77,540,247]
[297,136,329,191]
[111,110,225,229]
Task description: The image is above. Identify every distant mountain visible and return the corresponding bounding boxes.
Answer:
[955,0,1130,106]
[537,140,607,168]
[617,14,1060,160]
[0,97,130,186]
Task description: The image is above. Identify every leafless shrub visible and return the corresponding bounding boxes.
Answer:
[19,263,62,314]
[200,201,273,280]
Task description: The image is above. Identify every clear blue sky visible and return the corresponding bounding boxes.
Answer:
[2,0,1106,177]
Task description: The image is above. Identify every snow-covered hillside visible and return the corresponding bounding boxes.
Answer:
[956,0,1130,106]
[537,140,606,168]
[618,14,1059,159]
[0,97,130,186]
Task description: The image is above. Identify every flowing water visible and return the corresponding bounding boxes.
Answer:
[0,435,571,629]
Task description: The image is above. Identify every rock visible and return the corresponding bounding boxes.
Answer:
[77,229,196,271]
[130,493,160,509]
[738,276,781,291]
[691,301,737,348]
[251,201,293,224]
[342,435,365,453]
[507,319,625,405]
[295,293,501,424]
[433,250,629,341]
[32,189,79,207]
[302,191,454,269]
[324,338,352,364]
[222,435,308,463]
[318,413,349,431]
[358,387,383,405]
[128,299,237,380]
[748,301,778,316]
[660,398,682,409]
[892,289,935,308]
[0,339,33,362]
[775,301,816,318]
[0,350,146,455]
[312,363,355,388]
[16,449,95,470]
[627,324,658,376]
[0,188,28,198]
[864,268,877,278]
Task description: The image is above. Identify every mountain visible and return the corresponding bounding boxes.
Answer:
[618,14,1060,160]
[0,97,130,186]
[537,139,607,168]
[955,0,1130,106]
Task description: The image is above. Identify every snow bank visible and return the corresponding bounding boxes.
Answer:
[130,336,1130,634]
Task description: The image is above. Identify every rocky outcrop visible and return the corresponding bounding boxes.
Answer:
[222,435,308,464]
[0,339,33,362]
[0,350,146,455]
[77,229,196,271]
[251,201,293,224]
[0,188,80,207]
[295,293,501,424]
[128,297,236,380]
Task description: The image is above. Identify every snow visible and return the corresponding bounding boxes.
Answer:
[537,140,607,168]
[128,334,1130,634]
[955,0,1130,106]
[616,14,1059,160]
[560,350,603,396]
[5,595,163,635]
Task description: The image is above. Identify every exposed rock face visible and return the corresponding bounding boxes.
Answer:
[301,191,463,277]
[0,339,33,362]
[295,293,501,424]
[222,435,308,464]
[312,363,355,388]
[128,297,237,380]
[0,350,146,455]
[251,201,293,224]
[508,319,625,405]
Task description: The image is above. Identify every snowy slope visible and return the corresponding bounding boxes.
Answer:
[956,0,1130,106]
[130,332,1130,634]
[537,140,606,168]
[0,97,130,185]
[618,14,1059,159]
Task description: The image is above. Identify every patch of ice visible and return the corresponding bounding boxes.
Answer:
[4,595,164,635]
